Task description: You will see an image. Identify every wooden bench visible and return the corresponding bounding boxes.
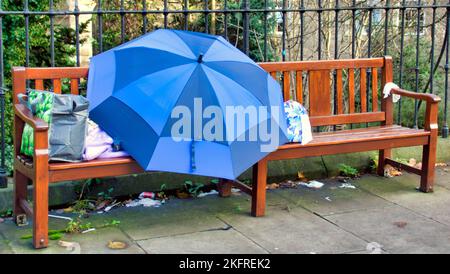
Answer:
[12,56,440,249]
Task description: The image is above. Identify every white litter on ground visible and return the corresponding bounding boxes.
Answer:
[125,198,162,208]
[299,180,324,189]
[366,242,383,254]
[339,183,356,189]
[324,196,332,202]
[197,190,219,198]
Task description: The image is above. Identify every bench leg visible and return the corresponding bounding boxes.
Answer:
[13,169,28,224]
[217,179,233,197]
[32,172,49,249]
[377,149,391,177]
[420,140,437,193]
[251,160,267,217]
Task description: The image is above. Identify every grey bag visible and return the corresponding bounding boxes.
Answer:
[19,89,89,162]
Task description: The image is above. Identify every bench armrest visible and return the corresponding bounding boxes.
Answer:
[390,87,441,103]
[14,104,49,132]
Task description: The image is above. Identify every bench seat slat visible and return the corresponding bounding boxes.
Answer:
[278,125,429,150]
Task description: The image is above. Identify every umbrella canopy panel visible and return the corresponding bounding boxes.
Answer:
[88,29,288,179]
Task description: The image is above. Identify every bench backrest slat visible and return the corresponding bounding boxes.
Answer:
[12,67,89,103]
[259,56,392,127]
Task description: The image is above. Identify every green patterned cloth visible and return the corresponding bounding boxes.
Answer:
[20,90,54,156]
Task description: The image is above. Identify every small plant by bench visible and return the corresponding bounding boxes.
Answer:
[12,56,440,248]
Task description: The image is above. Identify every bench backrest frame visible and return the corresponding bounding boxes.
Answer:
[12,56,394,128]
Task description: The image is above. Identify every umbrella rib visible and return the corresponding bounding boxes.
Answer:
[202,64,267,107]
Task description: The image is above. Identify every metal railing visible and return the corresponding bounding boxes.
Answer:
[0,0,449,182]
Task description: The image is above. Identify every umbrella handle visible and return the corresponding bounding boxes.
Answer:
[190,141,196,171]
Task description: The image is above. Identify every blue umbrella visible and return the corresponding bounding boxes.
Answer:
[87,29,288,180]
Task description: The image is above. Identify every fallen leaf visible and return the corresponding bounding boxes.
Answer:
[415,162,422,169]
[393,221,407,228]
[107,240,128,250]
[63,207,74,213]
[436,163,448,167]
[266,183,279,190]
[297,171,308,181]
[175,190,190,199]
[384,164,402,177]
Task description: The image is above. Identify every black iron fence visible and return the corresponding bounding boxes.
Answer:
[0,0,450,181]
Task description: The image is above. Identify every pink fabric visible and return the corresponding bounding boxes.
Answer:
[83,120,129,161]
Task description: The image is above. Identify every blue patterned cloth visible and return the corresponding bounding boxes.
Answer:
[284,100,311,143]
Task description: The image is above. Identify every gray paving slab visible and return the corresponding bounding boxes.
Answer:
[138,228,268,254]
[325,205,450,254]
[273,178,393,216]
[218,205,368,254]
[356,173,450,226]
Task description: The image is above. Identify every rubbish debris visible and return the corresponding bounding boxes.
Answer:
[81,228,96,234]
[125,198,162,208]
[48,214,73,222]
[299,180,324,189]
[58,240,81,254]
[231,188,240,193]
[324,196,332,202]
[339,183,356,189]
[393,221,407,228]
[266,183,279,190]
[279,180,298,188]
[104,201,121,212]
[366,242,383,254]
[139,192,156,199]
[0,218,4,224]
[107,240,128,250]
[384,164,402,177]
[197,190,219,198]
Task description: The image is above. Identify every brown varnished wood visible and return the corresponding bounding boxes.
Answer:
[377,57,394,176]
[385,158,422,176]
[259,57,385,72]
[252,160,267,217]
[70,79,79,94]
[348,68,355,113]
[217,179,233,197]
[35,79,44,90]
[53,79,62,94]
[310,112,385,126]
[336,69,344,115]
[308,70,331,116]
[283,71,290,101]
[371,68,378,111]
[360,68,367,112]
[296,71,303,103]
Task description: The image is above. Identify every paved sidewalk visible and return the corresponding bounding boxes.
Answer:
[1,167,450,254]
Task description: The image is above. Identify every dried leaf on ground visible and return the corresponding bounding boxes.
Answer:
[297,171,308,181]
[393,221,407,228]
[384,164,402,177]
[435,163,448,167]
[63,207,74,213]
[107,240,128,250]
[266,183,279,190]
[175,190,190,199]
